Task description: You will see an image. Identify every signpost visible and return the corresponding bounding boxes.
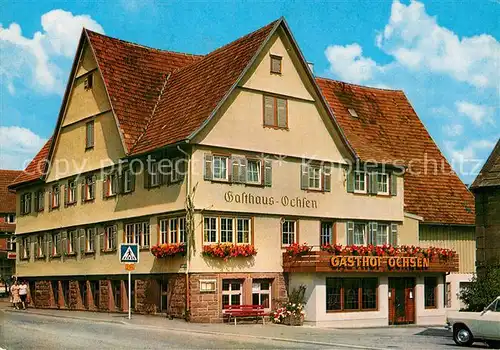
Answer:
[120,243,139,320]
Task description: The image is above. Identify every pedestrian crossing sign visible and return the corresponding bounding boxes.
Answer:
[120,244,139,264]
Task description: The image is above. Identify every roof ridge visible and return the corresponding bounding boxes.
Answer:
[84,28,204,58]
[154,19,282,80]
[316,76,404,93]
[130,73,172,153]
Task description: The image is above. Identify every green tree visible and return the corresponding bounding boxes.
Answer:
[458,266,500,311]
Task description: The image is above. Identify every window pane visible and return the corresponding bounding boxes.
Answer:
[353,224,365,245]
[220,218,233,243]
[222,295,229,307]
[376,224,388,245]
[247,160,260,183]
[362,279,377,309]
[326,278,342,311]
[425,277,437,308]
[252,293,260,305]
[344,279,360,310]
[222,281,230,291]
[213,157,227,180]
[231,294,241,306]
[321,222,333,246]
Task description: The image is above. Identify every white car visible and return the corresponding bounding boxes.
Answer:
[447,296,500,348]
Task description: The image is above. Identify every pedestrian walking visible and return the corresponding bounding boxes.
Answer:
[11,281,20,310]
[19,281,29,310]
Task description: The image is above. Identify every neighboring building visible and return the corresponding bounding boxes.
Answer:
[0,170,22,280]
[9,18,473,326]
[471,139,500,272]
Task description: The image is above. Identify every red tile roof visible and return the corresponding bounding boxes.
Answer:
[9,138,52,189]
[316,78,475,225]
[85,30,203,151]
[0,170,22,213]
[9,20,474,226]
[131,20,278,154]
[471,139,500,189]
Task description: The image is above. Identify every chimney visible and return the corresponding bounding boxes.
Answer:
[307,62,314,75]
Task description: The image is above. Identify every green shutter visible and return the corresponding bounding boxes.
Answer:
[277,98,287,128]
[231,156,240,183]
[264,159,272,187]
[368,172,378,195]
[143,164,151,189]
[46,233,52,259]
[368,222,377,245]
[79,229,86,254]
[346,221,354,245]
[390,173,397,196]
[264,96,274,126]
[111,226,117,250]
[300,163,309,190]
[390,223,398,246]
[323,165,331,192]
[99,227,105,252]
[204,154,213,181]
[346,170,354,193]
[239,158,247,183]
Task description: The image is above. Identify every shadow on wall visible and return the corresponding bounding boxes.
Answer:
[150,255,186,274]
[202,256,256,271]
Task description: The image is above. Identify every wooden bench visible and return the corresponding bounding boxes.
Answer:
[223,305,266,325]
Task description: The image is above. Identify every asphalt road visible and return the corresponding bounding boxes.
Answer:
[0,311,326,349]
[0,309,491,350]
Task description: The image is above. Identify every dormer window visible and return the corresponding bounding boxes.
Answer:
[270,55,282,74]
[348,108,359,118]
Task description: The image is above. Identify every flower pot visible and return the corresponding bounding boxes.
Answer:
[283,314,304,326]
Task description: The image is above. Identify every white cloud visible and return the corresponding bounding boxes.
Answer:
[443,124,464,137]
[455,101,495,126]
[444,139,496,162]
[0,126,46,170]
[0,9,104,94]
[376,0,500,89]
[324,43,386,84]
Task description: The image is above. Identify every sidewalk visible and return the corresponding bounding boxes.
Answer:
[1,305,446,350]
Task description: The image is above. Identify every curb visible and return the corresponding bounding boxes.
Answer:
[1,308,127,325]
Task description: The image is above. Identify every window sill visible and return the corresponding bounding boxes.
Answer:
[64,252,77,257]
[100,249,117,254]
[425,306,437,310]
[65,201,77,207]
[84,250,95,255]
[85,146,94,152]
[36,209,45,213]
[35,256,45,260]
[326,308,378,313]
[263,125,289,131]
[20,257,29,261]
[83,198,95,203]
[304,188,325,193]
[50,254,61,259]
[209,179,230,184]
[121,190,134,196]
[104,194,117,199]
[245,182,265,188]
[270,71,282,76]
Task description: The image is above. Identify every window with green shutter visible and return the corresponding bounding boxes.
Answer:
[263,95,288,129]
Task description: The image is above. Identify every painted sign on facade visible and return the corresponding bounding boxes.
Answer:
[224,191,318,209]
[330,256,430,270]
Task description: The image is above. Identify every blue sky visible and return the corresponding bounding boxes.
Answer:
[0,0,498,184]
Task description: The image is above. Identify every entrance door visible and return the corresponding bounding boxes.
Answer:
[389,277,415,325]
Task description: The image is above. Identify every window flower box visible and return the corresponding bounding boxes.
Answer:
[202,243,257,261]
[320,244,456,260]
[150,243,186,258]
[285,243,312,258]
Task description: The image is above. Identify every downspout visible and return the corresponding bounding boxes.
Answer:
[185,144,192,320]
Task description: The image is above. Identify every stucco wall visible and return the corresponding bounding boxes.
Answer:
[191,147,404,221]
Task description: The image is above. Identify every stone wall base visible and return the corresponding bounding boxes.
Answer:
[24,272,287,323]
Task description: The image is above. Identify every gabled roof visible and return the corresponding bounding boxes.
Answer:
[9,19,475,226]
[471,139,500,189]
[85,30,203,151]
[317,78,475,225]
[130,20,279,155]
[0,170,22,213]
[9,138,52,189]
